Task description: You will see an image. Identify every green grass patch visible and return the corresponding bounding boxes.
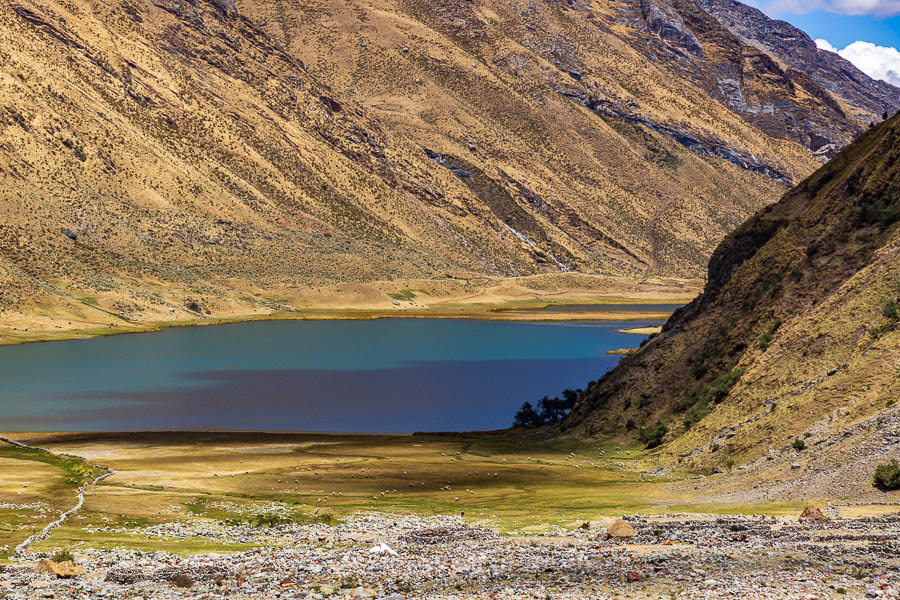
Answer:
[0,446,102,488]
[388,289,418,301]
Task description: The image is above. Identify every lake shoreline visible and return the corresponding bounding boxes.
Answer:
[0,302,686,348]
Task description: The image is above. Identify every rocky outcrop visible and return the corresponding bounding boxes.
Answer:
[641,0,704,57]
[695,0,900,121]
[557,87,790,182]
[625,0,873,156]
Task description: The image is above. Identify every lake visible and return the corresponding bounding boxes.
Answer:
[0,318,661,433]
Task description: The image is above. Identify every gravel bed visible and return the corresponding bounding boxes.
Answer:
[3,513,899,599]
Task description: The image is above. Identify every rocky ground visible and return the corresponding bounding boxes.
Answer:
[3,512,899,599]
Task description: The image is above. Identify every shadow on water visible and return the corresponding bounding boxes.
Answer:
[0,319,662,432]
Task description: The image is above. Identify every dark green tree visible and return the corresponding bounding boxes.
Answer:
[513,402,544,428]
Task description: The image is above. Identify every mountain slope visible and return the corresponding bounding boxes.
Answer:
[567,113,900,501]
[0,0,896,337]
[696,0,899,128]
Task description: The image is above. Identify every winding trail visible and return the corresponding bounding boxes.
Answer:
[0,435,114,555]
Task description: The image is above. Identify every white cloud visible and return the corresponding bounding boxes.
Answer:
[765,0,900,16]
[815,38,838,52]
[829,0,900,16]
[817,38,900,86]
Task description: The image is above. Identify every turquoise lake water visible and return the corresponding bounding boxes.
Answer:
[0,318,660,433]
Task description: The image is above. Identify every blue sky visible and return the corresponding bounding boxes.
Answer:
[773,12,900,49]
[748,0,900,87]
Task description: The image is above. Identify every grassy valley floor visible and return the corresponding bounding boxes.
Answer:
[1,432,898,598]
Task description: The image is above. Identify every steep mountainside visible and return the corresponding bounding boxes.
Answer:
[697,0,899,130]
[0,0,896,337]
[567,113,900,501]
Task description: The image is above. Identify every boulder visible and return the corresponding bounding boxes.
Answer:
[34,559,84,578]
[799,506,829,521]
[607,518,636,538]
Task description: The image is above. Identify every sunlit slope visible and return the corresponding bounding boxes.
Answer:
[1,0,893,332]
[568,113,900,500]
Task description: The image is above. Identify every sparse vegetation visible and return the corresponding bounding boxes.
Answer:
[758,332,772,351]
[52,549,75,563]
[638,423,668,449]
[792,439,806,451]
[682,367,746,429]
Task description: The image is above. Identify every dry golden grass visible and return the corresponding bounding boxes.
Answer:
[0,431,812,556]
[1,0,857,345]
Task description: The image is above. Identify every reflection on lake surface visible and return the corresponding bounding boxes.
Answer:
[0,319,661,433]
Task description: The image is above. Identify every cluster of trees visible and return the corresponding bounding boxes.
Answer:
[513,389,581,428]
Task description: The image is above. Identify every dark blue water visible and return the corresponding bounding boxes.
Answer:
[0,319,659,433]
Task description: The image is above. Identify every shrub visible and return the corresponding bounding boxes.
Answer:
[639,423,668,449]
[792,438,806,451]
[883,300,899,321]
[626,418,636,430]
[874,460,900,490]
[860,203,900,228]
[758,332,773,351]
[871,298,900,338]
[692,363,709,379]
[683,400,712,429]
[254,513,292,528]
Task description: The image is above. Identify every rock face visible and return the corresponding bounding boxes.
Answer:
[799,507,828,521]
[695,0,899,124]
[34,560,84,578]
[621,0,887,158]
[0,0,897,325]
[567,113,900,500]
